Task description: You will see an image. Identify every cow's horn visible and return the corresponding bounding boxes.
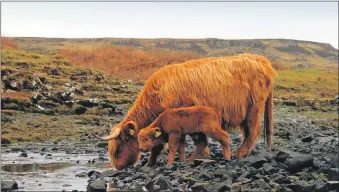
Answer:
[92,128,121,141]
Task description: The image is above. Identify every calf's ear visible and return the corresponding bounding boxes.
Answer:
[154,127,162,137]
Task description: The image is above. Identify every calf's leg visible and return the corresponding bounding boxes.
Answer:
[205,127,231,160]
[167,132,181,165]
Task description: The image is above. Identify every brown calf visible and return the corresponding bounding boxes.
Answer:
[137,106,231,165]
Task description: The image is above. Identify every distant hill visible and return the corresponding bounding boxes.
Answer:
[8,37,338,70]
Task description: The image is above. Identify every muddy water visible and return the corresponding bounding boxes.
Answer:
[1,145,109,191]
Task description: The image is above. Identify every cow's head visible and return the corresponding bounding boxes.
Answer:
[92,121,140,170]
[138,127,162,152]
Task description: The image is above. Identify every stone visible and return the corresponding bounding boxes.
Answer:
[87,179,106,192]
[19,152,28,157]
[251,154,268,168]
[1,181,19,191]
[284,154,314,173]
[301,135,314,142]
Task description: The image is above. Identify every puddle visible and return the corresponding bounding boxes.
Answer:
[1,146,108,191]
[2,162,73,173]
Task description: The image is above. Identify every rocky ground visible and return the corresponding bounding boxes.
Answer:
[1,48,338,191]
[1,105,338,192]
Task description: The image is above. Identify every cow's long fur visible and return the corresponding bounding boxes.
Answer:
[106,53,278,168]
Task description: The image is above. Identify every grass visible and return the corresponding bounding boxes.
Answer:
[274,69,338,99]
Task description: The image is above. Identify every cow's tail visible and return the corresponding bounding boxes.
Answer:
[264,91,274,152]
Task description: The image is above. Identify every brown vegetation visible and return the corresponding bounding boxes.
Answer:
[1,38,18,49]
[60,46,201,80]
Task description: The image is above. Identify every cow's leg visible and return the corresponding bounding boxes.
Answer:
[205,128,231,160]
[178,135,186,162]
[187,136,207,162]
[187,133,208,161]
[167,132,181,165]
[147,143,164,166]
[235,111,262,159]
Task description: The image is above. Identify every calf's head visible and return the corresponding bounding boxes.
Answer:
[138,127,162,152]
[92,121,140,170]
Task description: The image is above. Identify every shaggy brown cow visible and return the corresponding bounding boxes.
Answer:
[92,53,278,170]
[138,106,231,165]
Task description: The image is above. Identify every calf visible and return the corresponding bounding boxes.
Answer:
[138,106,231,165]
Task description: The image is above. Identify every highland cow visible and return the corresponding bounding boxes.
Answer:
[92,53,278,170]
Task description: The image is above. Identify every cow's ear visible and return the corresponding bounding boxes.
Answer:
[124,121,138,136]
[154,127,162,137]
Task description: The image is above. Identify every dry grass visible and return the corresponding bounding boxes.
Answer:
[60,46,201,80]
[1,92,33,102]
[1,38,18,49]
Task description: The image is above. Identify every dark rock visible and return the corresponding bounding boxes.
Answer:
[75,106,87,115]
[78,98,100,107]
[252,179,270,190]
[327,181,339,191]
[278,187,294,192]
[19,152,28,157]
[193,159,216,166]
[251,154,268,168]
[101,170,121,177]
[263,163,275,174]
[274,149,299,162]
[88,170,101,177]
[94,74,104,81]
[271,174,291,184]
[87,179,106,192]
[301,135,314,142]
[313,179,329,192]
[1,137,11,144]
[190,182,209,191]
[76,172,88,178]
[1,181,19,190]
[284,154,314,173]
[230,182,242,192]
[155,177,172,190]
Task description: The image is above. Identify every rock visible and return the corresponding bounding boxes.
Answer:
[1,137,11,144]
[88,170,101,177]
[271,174,291,184]
[77,98,100,107]
[193,159,216,166]
[154,177,172,190]
[140,166,152,173]
[190,182,209,191]
[87,179,106,192]
[1,181,19,190]
[101,170,120,177]
[75,172,87,178]
[231,182,242,191]
[327,181,339,191]
[251,154,268,168]
[94,74,104,81]
[75,106,87,115]
[313,179,329,192]
[263,163,275,174]
[284,154,314,173]
[19,152,28,157]
[301,135,314,142]
[274,149,299,162]
[51,68,61,75]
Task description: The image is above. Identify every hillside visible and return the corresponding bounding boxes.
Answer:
[8,37,339,70]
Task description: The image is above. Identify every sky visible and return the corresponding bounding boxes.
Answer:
[1,2,338,49]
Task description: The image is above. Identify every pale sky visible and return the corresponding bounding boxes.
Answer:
[2,2,338,49]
